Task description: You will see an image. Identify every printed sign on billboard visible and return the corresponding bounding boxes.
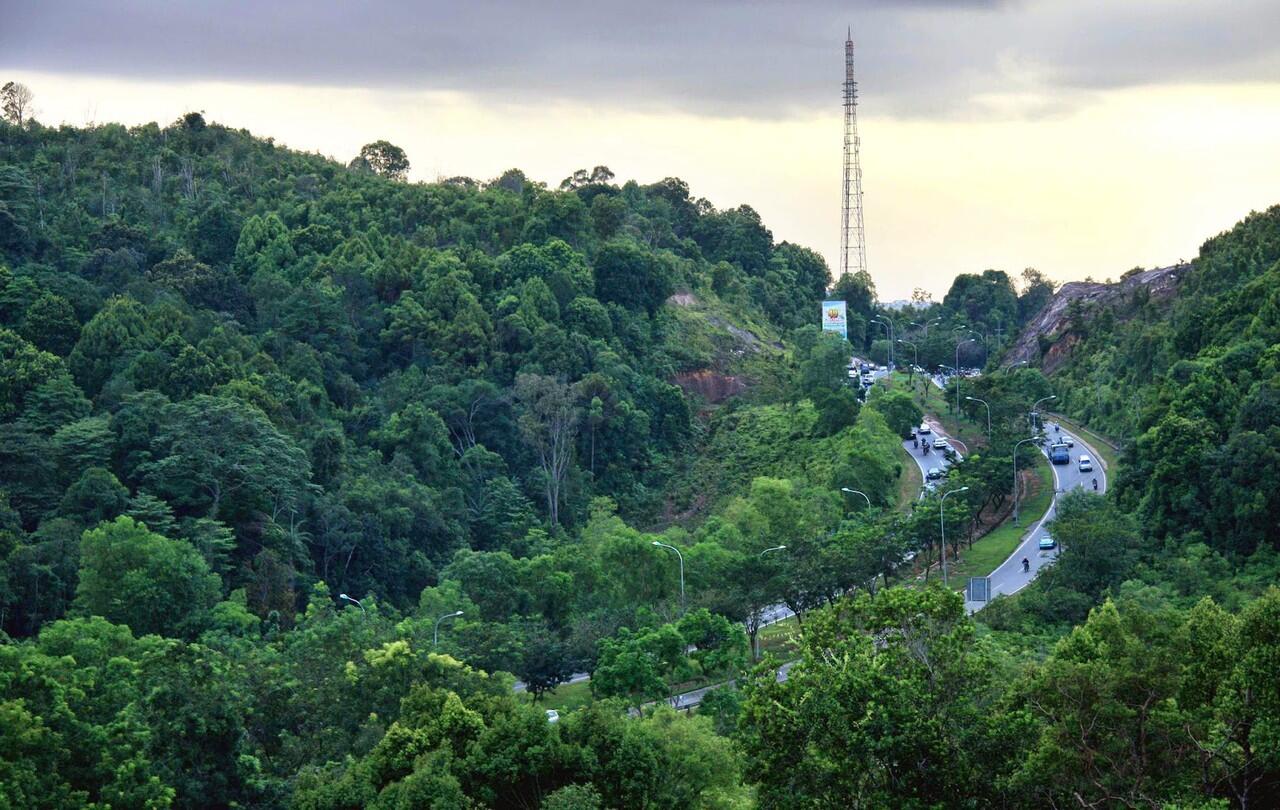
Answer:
[820,300,848,339]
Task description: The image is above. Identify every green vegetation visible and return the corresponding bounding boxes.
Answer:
[948,452,1053,581]
[5,99,1280,808]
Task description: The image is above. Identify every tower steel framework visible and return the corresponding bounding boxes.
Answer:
[841,29,867,279]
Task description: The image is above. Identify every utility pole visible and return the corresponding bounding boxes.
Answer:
[840,28,867,280]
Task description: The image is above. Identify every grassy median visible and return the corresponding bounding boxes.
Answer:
[949,452,1055,581]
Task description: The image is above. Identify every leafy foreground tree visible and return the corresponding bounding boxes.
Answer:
[74,515,222,638]
[290,651,750,809]
[738,585,1025,809]
[1009,589,1280,809]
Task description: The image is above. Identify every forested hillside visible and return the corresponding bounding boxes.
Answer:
[8,107,1280,810]
[0,112,844,632]
[1036,205,1280,561]
[0,112,901,807]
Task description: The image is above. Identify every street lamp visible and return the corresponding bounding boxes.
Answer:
[652,541,686,614]
[965,396,991,438]
[339,593,365,615]
[955,339,975,413]
[841,487,872,509]
[911,317,942,337]
[940,486,970,585]
[873,317,895,370]
[433,610,463,647]
[1011,436,1040,524]
[753,545,786,658]
[1031,395,1057,431]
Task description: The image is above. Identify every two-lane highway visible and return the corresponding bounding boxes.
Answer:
[965,424,1107,611]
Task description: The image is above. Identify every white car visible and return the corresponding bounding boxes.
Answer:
[1078,455,1093,472]
[1062,435,1075,448]
[918,423,932,435]
[933,438,950,452]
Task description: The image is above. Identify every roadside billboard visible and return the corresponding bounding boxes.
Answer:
[820,300,848,339]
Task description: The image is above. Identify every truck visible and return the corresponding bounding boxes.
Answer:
[1049,443,1070,465]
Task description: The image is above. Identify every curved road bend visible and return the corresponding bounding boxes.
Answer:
[964,424,1107,612]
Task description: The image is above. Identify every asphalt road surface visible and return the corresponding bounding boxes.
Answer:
[902,416,963,499]
[965,424,1108,612]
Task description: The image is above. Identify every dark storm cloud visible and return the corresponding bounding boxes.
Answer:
[4,0,1279,118]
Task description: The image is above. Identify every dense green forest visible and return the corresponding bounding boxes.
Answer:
[5,103,1280,809]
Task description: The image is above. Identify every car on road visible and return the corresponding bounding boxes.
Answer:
[1062,435,1075,448]
[1038,534,1057,551]
[933,438,950,452]
[927,467,944,480]
[918,422,932,434]
[1078,454,1093,472]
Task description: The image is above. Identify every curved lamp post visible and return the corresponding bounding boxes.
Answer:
[965,396,991,438]
[873,317,895,370]
[753,545,786,658]
[1012,436,1040,524]
[841,487,872,509]
[940,486,970,585]
[955,339,975,413]
[911,317,942,337]
[1031,394,1057,432]
[433,610,463,646]
[652,541,686,614]
[339,593,365,615]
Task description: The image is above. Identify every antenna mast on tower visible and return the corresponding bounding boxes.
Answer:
[840,28,867,279]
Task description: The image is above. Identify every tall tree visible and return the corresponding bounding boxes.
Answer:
[515,374,580,527]
[1,81,33,126]
[350,140,410,180]
[74,516,222,638]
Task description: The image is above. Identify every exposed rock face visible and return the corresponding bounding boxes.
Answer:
[673,370,747,403]
[1005,264,1187,374]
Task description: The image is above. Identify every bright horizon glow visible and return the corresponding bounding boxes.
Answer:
[6,70,1280,299]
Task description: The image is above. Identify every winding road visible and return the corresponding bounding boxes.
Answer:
[520,363,1110,707]
[961,423,1107,611]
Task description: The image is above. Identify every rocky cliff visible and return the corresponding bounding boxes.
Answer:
[1004,264,1187,374]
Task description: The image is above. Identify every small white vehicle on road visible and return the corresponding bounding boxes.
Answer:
[1078,455,1093,472]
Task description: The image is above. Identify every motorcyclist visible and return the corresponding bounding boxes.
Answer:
[1022,558,1030,573]
[1092,477,1098,491]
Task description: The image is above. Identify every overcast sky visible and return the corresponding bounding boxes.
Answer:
[6,0,1280,298]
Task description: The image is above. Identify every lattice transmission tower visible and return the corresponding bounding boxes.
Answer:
[840,28,867,279]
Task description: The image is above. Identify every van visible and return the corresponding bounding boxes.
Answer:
[1078,455,1093,472]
